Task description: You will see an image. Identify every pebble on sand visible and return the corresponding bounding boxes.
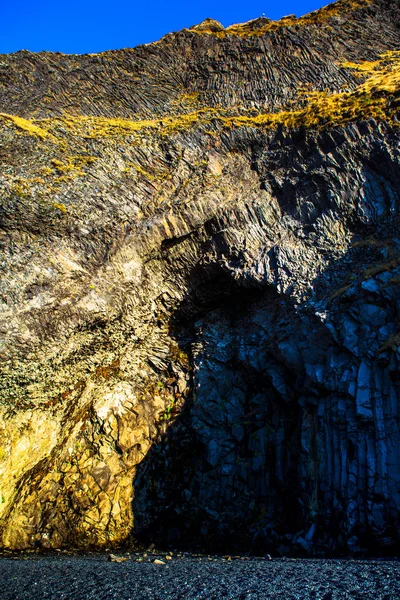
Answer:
[108,554,128,563]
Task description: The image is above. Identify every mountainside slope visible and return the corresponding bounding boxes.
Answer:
[1,0,400,120]
[0,0,400,553]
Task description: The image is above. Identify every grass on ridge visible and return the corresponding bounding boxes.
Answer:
[0,48,399,143]
[192,0,372,38]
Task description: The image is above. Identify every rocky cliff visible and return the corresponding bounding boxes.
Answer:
[0,0,400,554]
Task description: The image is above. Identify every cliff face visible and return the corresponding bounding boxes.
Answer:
[0,0,400,554]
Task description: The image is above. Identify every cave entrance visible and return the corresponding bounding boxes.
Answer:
[133,264,312,552]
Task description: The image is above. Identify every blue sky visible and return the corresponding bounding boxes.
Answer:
[1,0,329,54]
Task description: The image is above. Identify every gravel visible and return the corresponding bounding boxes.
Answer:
[0,554,399,599]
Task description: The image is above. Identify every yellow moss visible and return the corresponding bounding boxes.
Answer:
[135,164,172,180]
[51,159,76,175]
[0,113,49,140]
[342,59,382,73]
[37,110,209,140]
[10,177,46,197]
[362,257,400,279]
[226,50,400,129]
[3,47,399,151]
[10,181,30,198]
[132,164,157,180]
[52,202,67,214]
[169,342,191,370]
[41,167,55,176]
[174,91,201,107]
[193,0,372,38]
[42,114,158,139]
[342,50,400,73]
[43,155,98,182]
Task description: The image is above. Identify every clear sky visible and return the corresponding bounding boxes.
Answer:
[1,0,329,55]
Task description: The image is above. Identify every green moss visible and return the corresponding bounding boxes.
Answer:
[160,398,176,422]
[384,275,400,287]
[351,237,379,248]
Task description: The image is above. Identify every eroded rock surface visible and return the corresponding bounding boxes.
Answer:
[0,0,400,553]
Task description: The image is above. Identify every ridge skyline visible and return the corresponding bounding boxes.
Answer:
[2,0,337,55]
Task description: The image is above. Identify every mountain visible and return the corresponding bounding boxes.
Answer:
[0,0,400,554]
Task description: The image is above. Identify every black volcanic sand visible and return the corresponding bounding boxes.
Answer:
[0,554,399,599]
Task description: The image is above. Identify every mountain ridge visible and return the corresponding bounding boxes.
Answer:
[0,0,399,121]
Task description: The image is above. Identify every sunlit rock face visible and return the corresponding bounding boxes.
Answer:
[0,0,400,553]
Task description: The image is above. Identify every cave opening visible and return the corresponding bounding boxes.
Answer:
[132,264,317,553]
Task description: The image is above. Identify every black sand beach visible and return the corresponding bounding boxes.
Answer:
[0,554,399,599]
